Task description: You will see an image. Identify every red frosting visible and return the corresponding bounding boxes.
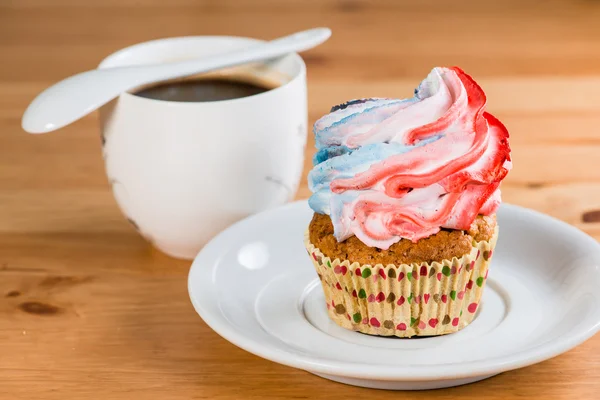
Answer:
[329,67,511,246]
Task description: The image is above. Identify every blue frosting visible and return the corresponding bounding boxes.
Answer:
[314,99,414,150]
[308,137,442,215]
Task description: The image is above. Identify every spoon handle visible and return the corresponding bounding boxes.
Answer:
[142,28,331,82]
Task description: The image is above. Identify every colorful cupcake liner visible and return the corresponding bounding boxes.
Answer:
[304,228,498,337]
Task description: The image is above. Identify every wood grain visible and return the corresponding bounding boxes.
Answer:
[1,0,600,398]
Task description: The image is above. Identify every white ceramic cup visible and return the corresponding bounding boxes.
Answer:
[98,37,307,259]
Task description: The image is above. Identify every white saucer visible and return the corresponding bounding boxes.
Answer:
[188,201,600,390]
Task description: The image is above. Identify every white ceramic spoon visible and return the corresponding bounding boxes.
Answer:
[22,28,331,134]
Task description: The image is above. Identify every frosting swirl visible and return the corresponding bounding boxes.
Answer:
[308,67,512,249]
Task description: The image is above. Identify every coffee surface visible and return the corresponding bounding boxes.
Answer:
[134,78,274,102]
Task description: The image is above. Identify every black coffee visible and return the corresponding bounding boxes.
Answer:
[134,78,275,102]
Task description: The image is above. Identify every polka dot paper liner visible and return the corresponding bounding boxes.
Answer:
[305,227,498,338]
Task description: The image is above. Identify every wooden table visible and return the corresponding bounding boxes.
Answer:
[2,1,600,398]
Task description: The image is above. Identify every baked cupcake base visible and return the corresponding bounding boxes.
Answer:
[305,228,498,337]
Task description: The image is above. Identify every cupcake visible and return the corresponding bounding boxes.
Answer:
[304,67,512,337]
